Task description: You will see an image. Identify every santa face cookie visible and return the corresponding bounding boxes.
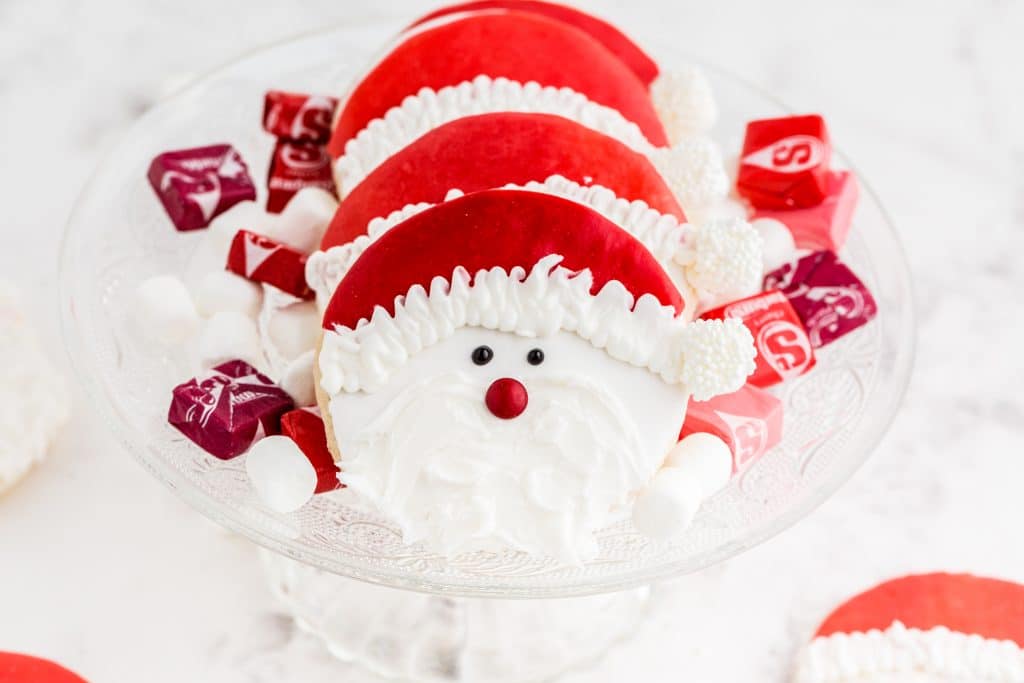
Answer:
[792,573,1024,682]
[316,190,756,563]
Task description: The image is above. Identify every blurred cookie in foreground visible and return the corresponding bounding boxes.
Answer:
[0,652,88,682]
[792,573,1024,682]
[0,283,70,495]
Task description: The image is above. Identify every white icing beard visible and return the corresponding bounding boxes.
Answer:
[327,328,688,564]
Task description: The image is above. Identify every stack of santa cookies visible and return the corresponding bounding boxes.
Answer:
[142,1,877,565]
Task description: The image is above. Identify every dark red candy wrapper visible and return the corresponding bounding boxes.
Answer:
[765,250,878,348]
[263,91,339,143]
[148,144,257,231]
[680,384,783,472]
[226,230,314,300]
[168,360,294,460]
[702,290,816,387]
[267,141,336,213]
[281,407,342,494]
[737,114,830,210]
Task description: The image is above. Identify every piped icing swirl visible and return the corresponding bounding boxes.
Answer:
[793,621,1024,683]
[318,254,754,397]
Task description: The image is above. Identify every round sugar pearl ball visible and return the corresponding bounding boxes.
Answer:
[664,433,733,496]
[133,275,200,344]
[632,468,703,540]
[281,350,317,407]
[246,435,317,513]
[267,301,320,362]
[752,217,797,274]
[197,311,262,369]
[195,270,263,318]
[267,188,338,254]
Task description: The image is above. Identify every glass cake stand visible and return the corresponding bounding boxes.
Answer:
[59,21,914,683]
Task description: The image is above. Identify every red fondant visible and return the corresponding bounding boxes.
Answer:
[679,384,783,472]
[485,377,529,419]
[280,407,342,494]
[816,573,1024,647]
[323,113,684,248]
[409,0,659,85]
[0,653,87,683]
[322,189,684,330]
[701,290,816,388]
[327,12,667,157]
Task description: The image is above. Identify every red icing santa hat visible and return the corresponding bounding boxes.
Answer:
[793,573,1024,682]
[316,189,755,398]
[327,5,724,210]
[0,653,88,683]
[321,112,685,249]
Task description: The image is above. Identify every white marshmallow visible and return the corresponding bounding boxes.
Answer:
[664,432,733,497]
[195,270,263,318]
[265,188,338,253]
[281,350,317,406]
[752,217,798,274]
[196,311,262,370]
[632,468,704,540]
[267,301,320,362]
[245,435,317,513]
[133,275,200,344]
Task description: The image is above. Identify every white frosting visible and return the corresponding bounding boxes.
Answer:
[333,76,729,213]
[793,621,1024,683]
[335,75,653,196]
[318,254,755,399]
[650,67,718,144]
[305,176,762,318]
[0,283,69,494]
[327,327,688,563]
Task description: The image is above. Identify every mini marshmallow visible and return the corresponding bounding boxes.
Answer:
[664,432,733,497]
[753,217,798,274]
[245,435,317,513]
[197,311,263,370]
[267,301,320,362]
[265,188,338,254]
[632,468,704,540]
[280,350,316,406]
[133,275,200,344]
[195,270,263,318]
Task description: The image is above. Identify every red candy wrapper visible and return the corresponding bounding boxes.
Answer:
[148,144,257,231]
[764,250,878,348]
[281,407,342,494]
[680,384,783,472]
[702,290,816,387]
[267,141,336,213]
[263,90,339,143]
[168,360,294,460]
[226,230,314,300]
[737,114,831,210]
[754,171,859,252]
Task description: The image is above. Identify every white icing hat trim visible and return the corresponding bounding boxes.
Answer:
[333,76,729,212]
[650,67,718,145]
[318,254,755,397]
[306,176,761,314]
[793,621,1024,683]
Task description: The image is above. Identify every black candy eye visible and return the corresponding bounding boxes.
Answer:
[527,348,545,366]
[471,345,493,366]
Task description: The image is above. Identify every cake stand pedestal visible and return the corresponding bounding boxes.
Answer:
[261,550,651,682]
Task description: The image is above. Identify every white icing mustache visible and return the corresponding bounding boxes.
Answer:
[336,371,650,564]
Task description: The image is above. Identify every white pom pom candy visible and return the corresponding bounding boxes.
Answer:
[650,66,718,145]
[195,270,263,318]
[648,137,729,214]
[133,275,200,344]
[245,435,317,513]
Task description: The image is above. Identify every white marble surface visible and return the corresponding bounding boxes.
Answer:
[1,0,1022,681]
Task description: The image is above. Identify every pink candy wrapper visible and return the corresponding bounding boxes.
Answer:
[168,360,294,459]
[680,384,783,472]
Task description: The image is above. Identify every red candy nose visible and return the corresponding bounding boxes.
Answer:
[485,378,529,419]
